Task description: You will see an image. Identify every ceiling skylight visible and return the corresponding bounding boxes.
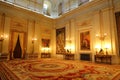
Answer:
[44,4,48,10]
[1,0,91,19]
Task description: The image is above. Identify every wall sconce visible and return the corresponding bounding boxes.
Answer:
[0,35,4,41]
[0,34,8,53]
[96,33,107,41]
[32,37,37,44]
[0,34,8,41]
[95,33,107,55]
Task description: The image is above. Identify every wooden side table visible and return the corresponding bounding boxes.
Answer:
[26,53,38,59]
[0,53,8,61]
[95,55,112,64]
[64,54,74,60]
[41,53,51,58]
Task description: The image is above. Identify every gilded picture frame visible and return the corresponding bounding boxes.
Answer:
[80,30,90,50]
[42,39,50,48]
[56,27,66,54]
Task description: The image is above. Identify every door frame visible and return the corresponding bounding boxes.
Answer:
[9,30,27,59]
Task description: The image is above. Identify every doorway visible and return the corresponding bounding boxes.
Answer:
[115,12,120,55]
[9,31,26,59]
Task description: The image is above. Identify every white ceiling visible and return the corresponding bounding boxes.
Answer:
[1,0,91,18]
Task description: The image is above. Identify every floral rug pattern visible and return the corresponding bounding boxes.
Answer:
[0,59,120,80]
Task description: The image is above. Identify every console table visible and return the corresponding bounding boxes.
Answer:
[0,53,8,61]
[64,54,74,60]
[95,55,112,64]
[41,53,51,58]
[26,53,38,59]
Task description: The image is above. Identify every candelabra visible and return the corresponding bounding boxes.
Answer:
[32,38,37,44]
[96,33,107,41]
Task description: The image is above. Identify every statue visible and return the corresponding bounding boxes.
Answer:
[99,49,104,55]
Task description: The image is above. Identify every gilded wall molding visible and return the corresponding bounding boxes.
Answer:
[10,18,27,32]
[55,0,114,25]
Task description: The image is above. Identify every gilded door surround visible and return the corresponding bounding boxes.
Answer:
[9,30,27,59]
[9,17,28,59]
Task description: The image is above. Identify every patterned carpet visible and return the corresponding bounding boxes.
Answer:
[0,59,120,80]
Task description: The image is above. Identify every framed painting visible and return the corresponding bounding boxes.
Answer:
[80,30,90,50]
[56,27,66,54]
[41,39,50,47]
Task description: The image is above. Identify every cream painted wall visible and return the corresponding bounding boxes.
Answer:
[0,1,54,59]
[75,15,93,60]
[2,16,10,54]
[55,0,120,64]
[0,0,120,64]
[27,20,34,54]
